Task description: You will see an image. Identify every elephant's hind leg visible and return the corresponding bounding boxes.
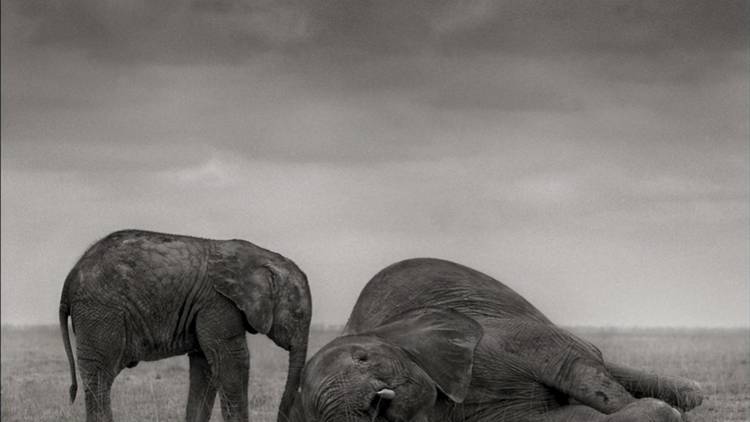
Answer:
[186,351,218,422]
[78,362,118,422]
[605,361,703,411]
[73,311,127,422]
[541,398,682,422]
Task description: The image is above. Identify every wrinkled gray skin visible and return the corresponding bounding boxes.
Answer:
[59,230,312,422]
[290,258,702,422]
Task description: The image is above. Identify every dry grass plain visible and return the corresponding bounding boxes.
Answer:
[1,325,747,421]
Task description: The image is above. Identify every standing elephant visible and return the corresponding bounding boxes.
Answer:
[59,230,312,422]
[290,258,703,422]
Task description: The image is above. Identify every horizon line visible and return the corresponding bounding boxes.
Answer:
[2,322,748,331]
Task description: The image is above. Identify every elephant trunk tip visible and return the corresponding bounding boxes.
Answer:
[69,383,77,403]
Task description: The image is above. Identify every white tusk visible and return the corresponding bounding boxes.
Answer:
[376,388,396,400]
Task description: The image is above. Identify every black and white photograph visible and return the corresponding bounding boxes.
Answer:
[1,1,747,421]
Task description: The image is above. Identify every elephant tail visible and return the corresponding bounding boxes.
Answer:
[59,272,78,403]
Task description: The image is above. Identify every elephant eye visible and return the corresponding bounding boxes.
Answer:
[353,349,368,362]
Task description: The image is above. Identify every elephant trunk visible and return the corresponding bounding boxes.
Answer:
[278,340,308,422]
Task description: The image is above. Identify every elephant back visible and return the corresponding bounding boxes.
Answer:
[345,258,550,334]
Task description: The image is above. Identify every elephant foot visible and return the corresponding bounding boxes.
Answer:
[673,379,703,411]
[605,398,682,422]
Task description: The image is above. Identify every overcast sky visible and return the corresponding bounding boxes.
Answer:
[2,0,747,327]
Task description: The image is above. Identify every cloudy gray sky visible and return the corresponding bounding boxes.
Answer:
[2,0,747,327]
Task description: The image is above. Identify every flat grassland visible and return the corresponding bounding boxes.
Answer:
[1,326,747,421]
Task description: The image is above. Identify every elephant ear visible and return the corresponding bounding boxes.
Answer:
[213,266,275,335]
[367,308,483,403]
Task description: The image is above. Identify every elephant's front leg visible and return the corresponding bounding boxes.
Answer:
[205,336,250,422]
[542,398,682,422]
[485,320,637,414]
[604,361,703,411]
[186,352,218,422]
[195,299,252,421]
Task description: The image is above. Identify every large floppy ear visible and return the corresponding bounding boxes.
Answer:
[367,308,482,403]
[213,266,275,334]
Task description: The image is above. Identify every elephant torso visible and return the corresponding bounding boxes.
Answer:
[67,230,257,362]
[345,258,551,334]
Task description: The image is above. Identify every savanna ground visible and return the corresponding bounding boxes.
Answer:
[1,325,747,422]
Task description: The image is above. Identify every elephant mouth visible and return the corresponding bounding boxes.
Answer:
[243,320,258,334]
[364,385,395,421]
[316,383,395,422]
[368,397,391,421]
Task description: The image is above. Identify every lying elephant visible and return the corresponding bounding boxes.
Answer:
[290,258,702,422]
[59,230,312,422]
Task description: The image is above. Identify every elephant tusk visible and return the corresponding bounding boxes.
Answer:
[376,388,396,400]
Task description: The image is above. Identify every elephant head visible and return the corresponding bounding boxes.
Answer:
[290,308,482,422]
[211,242,312,421]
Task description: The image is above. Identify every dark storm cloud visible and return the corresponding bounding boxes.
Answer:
[4,0,745,64]
[1,0,747,168]
[2,0,307,63]
[436,0,746,55]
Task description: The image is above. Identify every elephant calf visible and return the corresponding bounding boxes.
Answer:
[290,258,703,422]
[59,230,312,422]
